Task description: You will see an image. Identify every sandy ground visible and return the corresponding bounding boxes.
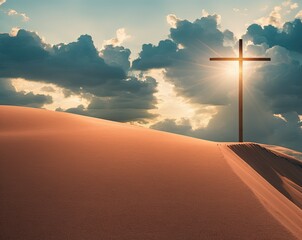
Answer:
[0,106,301,240]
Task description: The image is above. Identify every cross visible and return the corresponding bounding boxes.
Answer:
[210,39,271,142]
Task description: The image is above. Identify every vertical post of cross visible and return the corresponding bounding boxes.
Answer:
[239,39,243,142]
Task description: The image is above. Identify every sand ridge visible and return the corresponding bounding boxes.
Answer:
[0,106,301,239]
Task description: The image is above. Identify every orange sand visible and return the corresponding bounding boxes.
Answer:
[0,106,301,240]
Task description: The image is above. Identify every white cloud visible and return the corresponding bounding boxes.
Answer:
[282,0,299,12]
[103,28,131,47]
[296,10,302,19]
[166,14,180,28]
[201,9,209,17]
[282,0,299,10]
[255,6,282,27]
[8,9,17,15]
[0,0,6,6]
[255,0,299,27]
[9,27,20,37]
[290,3,298,9]
[8,9,30,22]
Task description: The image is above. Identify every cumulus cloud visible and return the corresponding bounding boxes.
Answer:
[296,10,302,19]
[103,28,131,47]
[255,6,283,28]
[101,45,131,72]
[232,20,302,149]
[167,14,180,28]
[133,14,234,105]
[282,0,299,9]
[290,3,298,9]
[244,19,302,53]
[0,79,52,107]
[132,39,178,71]
[63,76,158,122]
[8,9,30,22]
[255,1,299,27]
[9,27,20,37]
[201,9,209,17]
[0,29,157,122]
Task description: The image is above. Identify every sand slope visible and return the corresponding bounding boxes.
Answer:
[0,106,301,240]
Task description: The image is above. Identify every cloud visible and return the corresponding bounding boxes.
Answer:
[133,14,234,106]
[151,118,194,136]
[0,79,52,107]
[255,1,299,28]
[103,28,131,47]
[9,27,20,37]
[244,19,302,53]
[0,29,158,122]
[290,3,298,9]
[255,6,283,28]
[8,9,30,22]
[132,39,178,71]
[151,109,302,152]
[296,10,302,19]
[40,86,56,92]
[0,30,123,93]
[167,14,181,28]
[0,0,5,6]
[101,45,131,72]
[245,46,302,119]
[282,0,298,9]
[62,76,158,122]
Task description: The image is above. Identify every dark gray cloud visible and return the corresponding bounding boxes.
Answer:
[62,76,158,122]
[243,20,302,116]
[254,56,302,114]
[0,78,52,107]
[101,45,131,72]
[244,19,302,54]
[132,40,178,70]
[0,30,124,93]
[0,30,158,122]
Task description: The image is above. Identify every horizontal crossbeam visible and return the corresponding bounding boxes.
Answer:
[210,57,271,61]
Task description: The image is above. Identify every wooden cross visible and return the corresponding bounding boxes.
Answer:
[210,39,271,142]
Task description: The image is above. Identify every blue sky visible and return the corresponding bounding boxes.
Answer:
[0,0,302,151]
[1,0,299,55]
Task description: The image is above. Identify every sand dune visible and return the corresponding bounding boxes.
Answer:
[0,106,301,240]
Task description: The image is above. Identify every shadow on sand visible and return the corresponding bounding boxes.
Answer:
[228,143,302,209]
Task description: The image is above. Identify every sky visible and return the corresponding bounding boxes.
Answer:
[0,0,302,151]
